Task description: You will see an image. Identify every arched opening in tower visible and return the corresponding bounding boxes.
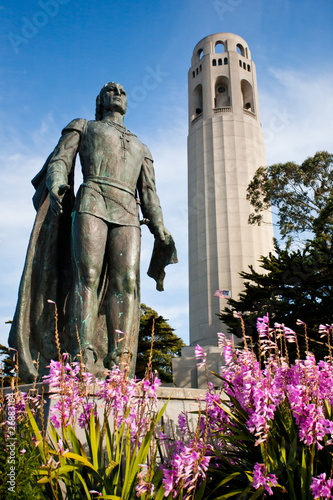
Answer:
[215,41,225,53]
[192,84,203,120]
[214,76,230,108]
[236,43,245,57]
[241,79,254,113]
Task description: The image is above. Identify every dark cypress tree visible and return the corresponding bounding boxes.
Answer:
[136,304,184,383]
[220,240,333,360]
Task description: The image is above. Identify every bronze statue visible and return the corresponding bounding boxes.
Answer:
[9,82,177,382]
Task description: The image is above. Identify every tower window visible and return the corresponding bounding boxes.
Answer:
[218,58,222,66]
[215,41,225,53]
[224,57,228,65]
[200,64,202,72]
[243,62,246,69]
[192,71,195,78]
[241,79,254,113]
[196,68,199,75]
[247,65,251,71]
[212,59,216,66]
[237,43,245,57]
[239,60,242,67]
[197,49,203,61]
[215,76,230,108]
[192,84,203,121]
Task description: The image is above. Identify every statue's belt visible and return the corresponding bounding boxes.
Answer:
[83,176,136,196]
[82,177,138,217]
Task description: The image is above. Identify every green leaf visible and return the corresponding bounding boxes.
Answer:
[154,485,167,500]
[194,478,206,499]
[64,451,100,474]
[99,496,122,499]
[26,405,46,461]
[212,490,245,499]
[212,471,242,490]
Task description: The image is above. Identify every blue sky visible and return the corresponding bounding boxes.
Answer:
[0,0,333,347]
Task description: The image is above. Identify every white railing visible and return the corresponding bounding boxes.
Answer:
[243,109,256,118]
[191,113,203,124]
[214,106,232,113]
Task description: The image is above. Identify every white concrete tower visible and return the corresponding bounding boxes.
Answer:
[188,33,274,347]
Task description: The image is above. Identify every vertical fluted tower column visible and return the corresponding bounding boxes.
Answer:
[188,33,274,346]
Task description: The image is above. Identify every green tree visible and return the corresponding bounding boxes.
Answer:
[0,343,24,387]
[247,151,333,244]
[136,304,184,383]
[220,240,333,360]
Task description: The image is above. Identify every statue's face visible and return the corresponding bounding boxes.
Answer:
[101,82,127,115]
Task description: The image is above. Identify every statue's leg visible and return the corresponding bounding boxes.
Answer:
[71,212,108,365]
[104,225,141,375]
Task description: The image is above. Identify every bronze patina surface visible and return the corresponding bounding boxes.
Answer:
[9,82,177,382]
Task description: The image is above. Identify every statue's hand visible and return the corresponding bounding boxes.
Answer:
[49,184,70,215]
[154,224,172,244]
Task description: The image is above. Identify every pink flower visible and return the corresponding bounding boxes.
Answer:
[195,345,207,368]
[252,463,278,496]
[257,314,270,338]
[310,473,333,499]
[217,332,234,364]
[274,323,296,343]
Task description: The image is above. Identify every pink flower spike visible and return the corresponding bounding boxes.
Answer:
[233,311,242,319]
[115,329,125,335]
[257,314,270,338]
[310,473,333,499]
[194,345,207,368]
[47,299,56,304]
[296,319,306,326]
[217,332,226,349]
[253,463,278,496]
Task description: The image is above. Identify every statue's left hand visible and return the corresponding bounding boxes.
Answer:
[154,224,172,244]
[49,184,70,215]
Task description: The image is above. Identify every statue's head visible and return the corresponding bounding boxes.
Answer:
[95,82,127,120]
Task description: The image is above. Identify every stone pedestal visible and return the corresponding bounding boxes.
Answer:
[4,383,215,440]
[172,346,223,388]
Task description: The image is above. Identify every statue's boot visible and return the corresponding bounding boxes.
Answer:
[104,348,131,371]
[74,345,105,379]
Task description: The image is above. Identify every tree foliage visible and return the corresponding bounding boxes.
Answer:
[136,304,184,383]
[247,151,333,244]
[0,343,24,387]
[220,240,333,360]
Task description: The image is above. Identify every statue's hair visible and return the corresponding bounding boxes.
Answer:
[95,82,126,121]
[96,83,111,121]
